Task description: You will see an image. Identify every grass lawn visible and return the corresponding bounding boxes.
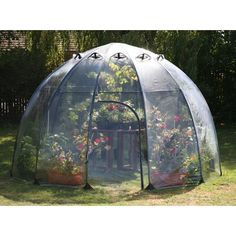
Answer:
[0,123,235,205]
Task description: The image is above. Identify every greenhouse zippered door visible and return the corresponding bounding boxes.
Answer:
[86,100,147,191]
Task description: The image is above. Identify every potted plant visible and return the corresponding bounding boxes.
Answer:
[40,130,111,185]
[151,156,190,187]
[40,133,85,185]
[47,148,84,185]
[149,105,199,187]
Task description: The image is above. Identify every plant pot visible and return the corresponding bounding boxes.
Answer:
[151,170,188,187]
[48,171,84,186]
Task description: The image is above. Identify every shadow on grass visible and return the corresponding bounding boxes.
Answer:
[123,186,196,203]
[0,176,197,205]
[0,177,113,205]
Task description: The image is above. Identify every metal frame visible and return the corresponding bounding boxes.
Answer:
[83,62,104,190]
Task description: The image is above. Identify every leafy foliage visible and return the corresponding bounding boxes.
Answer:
[16,136,36,178]
[0,30,235,123]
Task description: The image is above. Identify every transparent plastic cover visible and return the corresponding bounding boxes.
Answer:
[12,43,221,190]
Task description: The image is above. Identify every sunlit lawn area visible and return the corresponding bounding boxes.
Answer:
[0,123,235,205]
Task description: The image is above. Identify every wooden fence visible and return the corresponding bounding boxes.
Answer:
[0,97,28,122]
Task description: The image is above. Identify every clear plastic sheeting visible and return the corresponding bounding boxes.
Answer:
[37,58,104,185]
[12,59,79,179]
[145,90,201,187]
[12,43,221,190]
[88,102,147,191]
[159,60,222,180]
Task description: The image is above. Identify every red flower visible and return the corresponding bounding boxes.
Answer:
[104,136,110,142]
[174,115,181,122]
[107,104,120,111]
[107,104,116,111]
[77,143,85,150]
[160,123,166,129]
[170,147,176,154]
[94,138,101,144]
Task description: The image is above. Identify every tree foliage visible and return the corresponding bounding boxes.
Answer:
[0,30,235,123]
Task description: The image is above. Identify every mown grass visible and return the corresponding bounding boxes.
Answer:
[0,123,235,205]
